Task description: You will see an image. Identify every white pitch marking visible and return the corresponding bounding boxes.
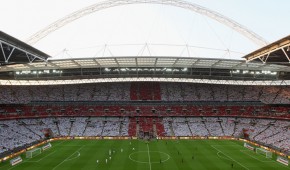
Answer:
[37,151,57,162]
[54,140,66,146]
[211,145,249,170]
[211,144,240,147]
[129,151,170,164]
[239,150,273,163]
[217,151,231,161]
[27,151,57,163]
[5,141,65,169]
[52,145,84,170]
[147,144,152,170]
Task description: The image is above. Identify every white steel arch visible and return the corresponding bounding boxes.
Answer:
[26,0,268,47]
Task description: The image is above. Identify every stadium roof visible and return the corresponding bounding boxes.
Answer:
[0,31,50,66]
[0,56,289,73]
[244,35,290,64]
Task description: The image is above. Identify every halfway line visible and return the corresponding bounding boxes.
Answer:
[147,144,152,170]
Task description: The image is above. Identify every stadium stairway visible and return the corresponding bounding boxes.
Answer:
[100,121,106,136]
[82,121,89,136]
[119,121,123,136]
[56,121,61,136]
[185,119,194,136]
[169,122,175,136]
[232,119,238,136]
[68,121,73,136]
[203,121,211,136]
[218,120,225,136]
[260,131,281,141]
[153,124,157,136]
[253,123,273,140]
[136,123,140,136]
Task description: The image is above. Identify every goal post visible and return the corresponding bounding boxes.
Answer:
[26,148,42,158]
[256,148,272,158]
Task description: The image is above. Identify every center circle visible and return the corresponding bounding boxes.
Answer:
[129,151,170,164]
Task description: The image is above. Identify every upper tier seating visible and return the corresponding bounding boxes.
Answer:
[0,83,289,104]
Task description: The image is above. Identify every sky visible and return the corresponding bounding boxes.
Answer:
[0,0,289,60]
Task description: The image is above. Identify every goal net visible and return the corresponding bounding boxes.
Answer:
[256,148,272,158]
[26,148,41,158]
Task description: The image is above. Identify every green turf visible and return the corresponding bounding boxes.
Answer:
[0,139,289,170]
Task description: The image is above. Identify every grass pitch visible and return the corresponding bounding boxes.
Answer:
[0,139,289,170]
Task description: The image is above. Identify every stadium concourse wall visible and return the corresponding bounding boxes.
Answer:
[1,102,290,120]
[0,114,289,121]
[1,136,289,164]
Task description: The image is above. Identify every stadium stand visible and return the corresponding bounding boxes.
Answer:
[1,117,289,156]
[0,83,290,104]
[0,82,290,157]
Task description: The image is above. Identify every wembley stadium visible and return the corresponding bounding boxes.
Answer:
[0,0,290,169]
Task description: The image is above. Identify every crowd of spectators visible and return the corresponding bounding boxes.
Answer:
[162,117,290,153]
[0,82,289,156]
[0,117,129,155]
[0,120,42,154]
[0,83,131,104]
[0,83,290,104]
[160,83,290,104]
[0,116,289,155]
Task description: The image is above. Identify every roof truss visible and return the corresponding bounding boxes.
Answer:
[0,31,49,65]
[244,35,290,64]
[1,56,288,72]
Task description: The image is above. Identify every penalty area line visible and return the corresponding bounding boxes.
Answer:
[211,145,249,170]
[217,151,231,161]
[239,150,274,163]
[37,151,57,162]
[4,142,64,170]
[7,149,49,170]
[27,151,57,163]
[52,145,84,170]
